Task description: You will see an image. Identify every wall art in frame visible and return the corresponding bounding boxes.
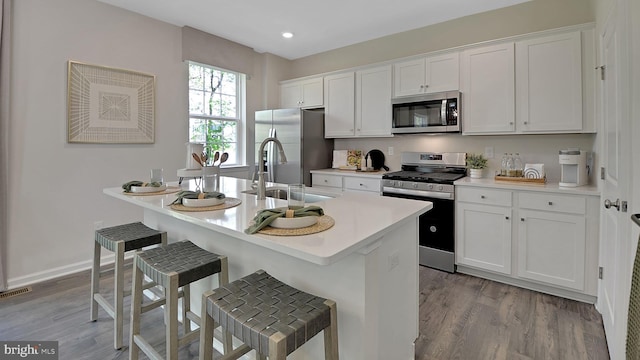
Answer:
[67,61,156,143]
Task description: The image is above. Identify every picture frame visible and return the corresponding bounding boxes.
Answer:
[67,61,156,143]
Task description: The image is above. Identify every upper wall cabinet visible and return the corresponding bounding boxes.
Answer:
[280,77,323,108]
[325,66,393,138]
[461,43,516,134]
[461,29,593,135]
[393,52,460,97]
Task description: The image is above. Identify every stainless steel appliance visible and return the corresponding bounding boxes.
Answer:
[382,152,466,272]
[391,91,461,134]
[255,108,334,186]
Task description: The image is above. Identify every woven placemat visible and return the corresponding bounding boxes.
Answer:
[123,186,181,196]
[169,197,241,212]
[257,215,335,236]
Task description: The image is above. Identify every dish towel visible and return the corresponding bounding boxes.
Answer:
[170,190,225,205]
[245,206,324,234]
[627,214,640,358]
[122,180,163,193]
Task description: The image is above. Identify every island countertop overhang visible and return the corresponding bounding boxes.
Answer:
[103,177,432,265]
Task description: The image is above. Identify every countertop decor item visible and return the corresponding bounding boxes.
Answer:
[171,190,225,206]
[169,197,241,212]
[466,153,487,178]
[257,215,335,236]
[67,61,155,144]
[122,180,163,193]
[245,206,324,234]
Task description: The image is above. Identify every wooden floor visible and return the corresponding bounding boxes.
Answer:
[0,265,610,360]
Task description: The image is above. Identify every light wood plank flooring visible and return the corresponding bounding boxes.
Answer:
[0,265,610,359]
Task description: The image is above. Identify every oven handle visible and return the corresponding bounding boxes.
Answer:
[382,186,454,200]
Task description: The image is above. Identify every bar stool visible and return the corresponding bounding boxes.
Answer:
[90,222,167,350]
[130,240,229,360]
[199,270,339,360]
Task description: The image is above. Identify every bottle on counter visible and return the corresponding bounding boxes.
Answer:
[514,153,524,177]
[500,153,508,176]
[506,153,516,177]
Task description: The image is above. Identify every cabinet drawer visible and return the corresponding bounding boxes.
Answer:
[518,192,586,214]
[344,177,381,193]
[312,174,342,188]
[457,187,512,206]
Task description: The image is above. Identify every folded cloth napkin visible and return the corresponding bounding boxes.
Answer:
[122,180,163,193]
[170,190,225,205]
[245,206,324,234]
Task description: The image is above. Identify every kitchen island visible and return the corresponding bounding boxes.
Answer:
[104,177,431,360]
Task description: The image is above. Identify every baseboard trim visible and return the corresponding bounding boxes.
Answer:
[6,252,134,290]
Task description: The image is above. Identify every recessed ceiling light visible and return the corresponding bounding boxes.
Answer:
[282,32,294,39]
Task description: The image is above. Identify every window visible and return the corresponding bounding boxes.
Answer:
[188,61,243,165]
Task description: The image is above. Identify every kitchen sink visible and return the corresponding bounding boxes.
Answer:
[242,187,333,203]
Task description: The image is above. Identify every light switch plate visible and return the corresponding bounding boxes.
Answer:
[484,146,494,159]
[388,147,394,156]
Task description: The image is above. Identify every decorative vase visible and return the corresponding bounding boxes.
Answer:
[469,168,483,179]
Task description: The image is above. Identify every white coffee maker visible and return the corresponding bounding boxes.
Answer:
[559,149,588,187]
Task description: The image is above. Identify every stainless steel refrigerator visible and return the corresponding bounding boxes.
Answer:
[255,108,333,186]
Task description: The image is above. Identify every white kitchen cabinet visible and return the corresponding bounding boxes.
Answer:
[325,66,393,138]
[456,188,512,275]
[311,173,342,190]
[355,65,393,137]
[461,42,515,134]
[343,176,381,193]
[324,72,356,137]
[311,170,381,194]
[393,52,459,97]
[280,77,323,109]
[516,31,583,132]
[455,181,600,301]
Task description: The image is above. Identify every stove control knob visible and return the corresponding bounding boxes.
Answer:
[428,184,433,190]
[438,185,443,191]
[412,183,418,189]
[397,181,403,187]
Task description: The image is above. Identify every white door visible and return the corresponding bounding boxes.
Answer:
[598,5,632,359]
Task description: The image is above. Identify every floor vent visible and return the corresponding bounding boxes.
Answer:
[0,286,32,300]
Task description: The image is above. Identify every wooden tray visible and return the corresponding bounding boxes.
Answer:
[494,175,546,184]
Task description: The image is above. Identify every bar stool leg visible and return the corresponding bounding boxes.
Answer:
[166,272,179,360]
[114,241,125,350]
[268,333,286,360]
[182,284,191,334]
[90,241,101,322]
[199,290,214,360]
[218,257,232,354]
[129,255,143,360]
[324,300,339,360]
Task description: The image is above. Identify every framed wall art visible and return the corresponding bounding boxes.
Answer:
[67,61,156,143]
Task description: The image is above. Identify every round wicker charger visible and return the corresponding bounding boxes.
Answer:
[170,197,241,212]
[257,215,335,236]
[124,186,181,196]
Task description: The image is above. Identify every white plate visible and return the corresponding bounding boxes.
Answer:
[182,197,225,208]
[130,184,167,193]
[270,216,318,229]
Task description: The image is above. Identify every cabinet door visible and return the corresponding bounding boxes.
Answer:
[461,43,515,134]
[425,52,459,93]
[393,58,426,97]
[516,32,582,132]
[356,65,392,137]
[517,209,586,290]
[344,176,381,193]
[324,72,355,138]
[280,78,323,108]
[280,82,302,108]
[456,202,512,274]
[312,173,342,189]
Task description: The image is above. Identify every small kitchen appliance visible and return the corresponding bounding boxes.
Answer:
[382,152,466,273]
[559,149,588,187]
[391,91,461,134]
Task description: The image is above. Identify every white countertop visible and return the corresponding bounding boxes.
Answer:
[104,177,431,265]
[310,168,385,178]
[454,177,600,196]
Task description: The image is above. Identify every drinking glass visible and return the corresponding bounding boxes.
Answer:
[150,168,164,184]
[288,184,305,210]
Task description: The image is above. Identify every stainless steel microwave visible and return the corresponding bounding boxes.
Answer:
[391,91,461,134]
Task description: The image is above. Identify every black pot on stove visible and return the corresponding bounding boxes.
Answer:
[365,149,389,171]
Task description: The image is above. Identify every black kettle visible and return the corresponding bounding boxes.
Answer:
[365,149,389,171]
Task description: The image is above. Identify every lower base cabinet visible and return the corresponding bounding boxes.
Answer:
[311,171,381,194]
[455,185,599,301]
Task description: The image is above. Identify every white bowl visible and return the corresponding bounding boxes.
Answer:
[130,184,167,193]
[182,197,225,208]
[270,216,318,229]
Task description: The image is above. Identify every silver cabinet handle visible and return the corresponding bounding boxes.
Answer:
[505,216,510,220]
[521,218,525,222]
[548,201,553,206]
[604,198,621,211]
[509,122,514,125]
[524,121,528,125]
[480,195,486,199]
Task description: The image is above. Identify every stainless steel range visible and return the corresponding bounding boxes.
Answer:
[382,152,466,272]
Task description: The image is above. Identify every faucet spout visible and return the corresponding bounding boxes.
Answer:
[257,137,287,200]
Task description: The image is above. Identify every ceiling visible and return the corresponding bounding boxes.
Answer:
[97,0,530,60]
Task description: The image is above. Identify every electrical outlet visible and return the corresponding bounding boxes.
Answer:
[94,220,103,230]
[388,146,394,156]
[484,146,494,159]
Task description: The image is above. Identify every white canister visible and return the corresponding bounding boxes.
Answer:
[186,143,204,169]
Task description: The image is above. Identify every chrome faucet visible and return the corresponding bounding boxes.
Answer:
[256,137,287,200]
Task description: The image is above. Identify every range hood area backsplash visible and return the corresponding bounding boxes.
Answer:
[334,133,597,184]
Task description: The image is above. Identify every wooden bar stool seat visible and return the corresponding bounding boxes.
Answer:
[130,240,228,360]
[199,270,338,360]
[90,221,167,350]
